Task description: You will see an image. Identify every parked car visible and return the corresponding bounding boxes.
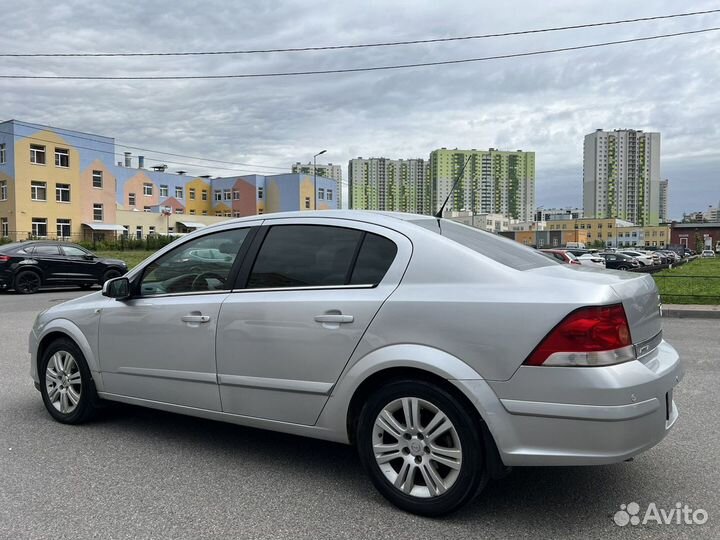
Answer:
[539,249,581,265]
[599,252,641,271]
[701,250,715,258]
[29,211,682,516]
[575,253,606,268]
[0,241,128,294]
[658,250,679,263]
[618,250,654,267]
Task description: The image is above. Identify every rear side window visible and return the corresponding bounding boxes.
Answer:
[248,225,363,288]
[410,219,554,271]
[32,245,61,255]
[350,233,397,285]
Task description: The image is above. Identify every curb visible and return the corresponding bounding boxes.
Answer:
[661,305,720,320]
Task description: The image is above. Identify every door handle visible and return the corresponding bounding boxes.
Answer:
[314,314,354,324]
[182,314,211,323]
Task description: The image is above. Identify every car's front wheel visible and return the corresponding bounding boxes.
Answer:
[101,269,122,285]
[39,338,98,424]
[357,380,487,516]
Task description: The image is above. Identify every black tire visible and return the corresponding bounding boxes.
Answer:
[356,379,487,516]
[101,268,122,285]
[39,337,98,424]
[14,269,42,294]
[617,265,629,271]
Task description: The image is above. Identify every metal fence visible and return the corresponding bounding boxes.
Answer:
[0,231,175,251]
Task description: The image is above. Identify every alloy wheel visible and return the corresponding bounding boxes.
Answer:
[16,272,41,294]
[45,351,82,414]
[372,397,462,498]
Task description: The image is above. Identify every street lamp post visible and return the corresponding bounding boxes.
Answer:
[313,150,327,210]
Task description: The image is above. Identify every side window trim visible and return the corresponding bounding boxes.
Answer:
[132,226,259,298]
[344,231,366,285]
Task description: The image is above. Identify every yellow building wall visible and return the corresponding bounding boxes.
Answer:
[265,179,281,213]
[13,130,83,238]
[0,171,16,233]
[115,209,228,236]
[184,178,212,215]
[299,177,314,210]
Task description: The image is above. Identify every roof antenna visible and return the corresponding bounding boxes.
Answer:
[435,156,472,220]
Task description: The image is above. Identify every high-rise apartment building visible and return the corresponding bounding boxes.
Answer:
[583,129,661,226]
[428,148,536,221]
[659,178,669,223]
[348,157,429,213]
[292,162,343,208]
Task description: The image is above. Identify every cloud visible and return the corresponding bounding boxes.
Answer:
[1,0,718,218]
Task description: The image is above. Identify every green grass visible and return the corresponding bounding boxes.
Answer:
[653,257,720,305]
[95,250,157,269]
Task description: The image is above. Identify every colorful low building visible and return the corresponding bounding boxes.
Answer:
[0,120,337,241]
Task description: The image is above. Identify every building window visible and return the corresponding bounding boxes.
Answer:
[318,188,325,200]
[160,185,168,197]
[223,189,232,200]
[0,143,6,164]
[201,190,208,201]
[233,190,240,200]
[258,187,264,199]
[149,226,156,236]
[1,217,8,237]
[136,226,142,239]
[55,183,71,202]
[258,209,264,215]
[189,188,196,200]
[0,180,7,201]
[30,144,46,164]
[202,210,208,216]
[92,170,103,188]
[93,203,103,221]
[55,148,70,168]
[175,186,183,199]
[327,189,333,201]
[175,208,184,214]
[143,206,151,212]
[31,181,47,201]
[233,211,241,217]
[224,212,231,217]
[122,226,130,238]
[31,218,48,237]
[128,193,136,206]
[189,209,196,215]
[305,196,311,209]
[56,219,71,238]
[143,183,153,196]
[214,190,222,201]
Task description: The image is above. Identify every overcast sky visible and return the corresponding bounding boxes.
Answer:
[1,0,719,218]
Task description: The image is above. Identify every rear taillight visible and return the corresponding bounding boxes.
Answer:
[524,304,634,367]
[570,259,581,265]
[0,255,10,263]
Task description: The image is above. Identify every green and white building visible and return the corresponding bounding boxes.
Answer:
[428,148,536,221]
[583,129,661,226]
[348,157,430,214]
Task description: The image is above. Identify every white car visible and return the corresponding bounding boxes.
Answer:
[701,250,715,258]
[618,250,654,266]
[576,253,606,268]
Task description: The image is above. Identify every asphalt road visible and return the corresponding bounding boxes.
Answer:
[1,289,718,539]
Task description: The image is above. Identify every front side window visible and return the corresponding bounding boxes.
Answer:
[92,170,103,188]
[55,148,70,168]
[55,183,71,202]
[31,181,47,201]
[30,145,46,164]
[247,225,364,289]
[140,228,250,296]
[62,245,87,256]
[93,204,103,221]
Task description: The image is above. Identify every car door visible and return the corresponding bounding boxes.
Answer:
[29,244,65,283]
[216,218,411,425]
[59,244,102,282]
[97,223,258,411]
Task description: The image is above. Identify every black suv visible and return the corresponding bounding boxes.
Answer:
[0,241,128,294]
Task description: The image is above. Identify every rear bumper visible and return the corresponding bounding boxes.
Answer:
[459,340,682,466]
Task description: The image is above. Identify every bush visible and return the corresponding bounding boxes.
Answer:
[78,235,177,252]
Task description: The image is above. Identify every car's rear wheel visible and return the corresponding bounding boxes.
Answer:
[101,269,122,285]
[357,380,486,516]
[39,338,98,424]
[14,270,41,294]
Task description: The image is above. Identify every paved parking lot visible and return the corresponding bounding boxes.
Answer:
[1,290,718,539]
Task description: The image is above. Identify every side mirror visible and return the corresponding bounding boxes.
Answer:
[102,276,131,299]
[83,254,96,260]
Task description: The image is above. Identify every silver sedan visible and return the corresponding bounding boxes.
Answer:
[29,211,682,516]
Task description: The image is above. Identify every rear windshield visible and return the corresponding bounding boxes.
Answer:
[409,219,556,271]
